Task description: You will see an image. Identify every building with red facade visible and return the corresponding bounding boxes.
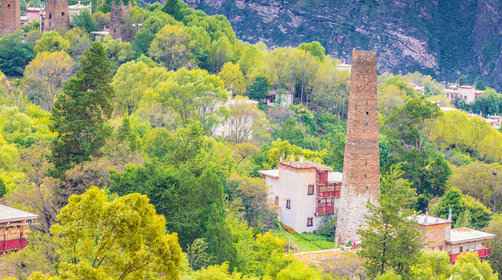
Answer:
[0,205,37,255]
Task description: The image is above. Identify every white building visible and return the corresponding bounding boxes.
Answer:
[259,161,342,233]
[445,84,482,104]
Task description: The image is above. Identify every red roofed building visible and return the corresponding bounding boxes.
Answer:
[0,205,37,255]
[415,214,495,263]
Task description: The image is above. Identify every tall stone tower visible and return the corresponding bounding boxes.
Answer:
[335,50,379,245]
[42,0,70,32]
[110,0,132,40]
[0,0,21,35]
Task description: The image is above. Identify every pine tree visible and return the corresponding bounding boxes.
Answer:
[50,43,113,177]
[358,167,423,279]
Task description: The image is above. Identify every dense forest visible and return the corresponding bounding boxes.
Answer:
[0,0,501,279]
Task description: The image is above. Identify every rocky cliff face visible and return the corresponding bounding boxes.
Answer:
[185,0,502,90]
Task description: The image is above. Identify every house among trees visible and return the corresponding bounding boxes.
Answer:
[259,161,342,233]
[445,84,483,104]
[415,214,495,263]
[0,204,37,255]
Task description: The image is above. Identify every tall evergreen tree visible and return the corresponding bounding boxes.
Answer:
[358,167,423,279]
[50,43,113,177]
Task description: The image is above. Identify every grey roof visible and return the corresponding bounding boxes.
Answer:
[414,214,451,226]
[0,204,38,223]
[448,227,496,244]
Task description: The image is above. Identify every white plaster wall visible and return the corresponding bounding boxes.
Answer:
[267,167,319,233]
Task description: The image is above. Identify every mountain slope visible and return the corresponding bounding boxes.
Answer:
[185,0,502,90]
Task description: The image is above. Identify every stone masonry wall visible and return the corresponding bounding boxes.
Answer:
[335,50,379,245]
[110,1,132,40]
[0,0,21,35]
[43,0,69,32]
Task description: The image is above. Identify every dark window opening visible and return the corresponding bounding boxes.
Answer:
[307,217,313,227]
[8,4,11,8]
[286,199,291,209]
[61,12,65,16]
[49,13,52,19]
[307,184,315,195]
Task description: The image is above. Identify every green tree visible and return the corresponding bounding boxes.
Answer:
[0,177,6,197]
[154,68,228,130]
[410,251,451,280]
[149,24,196,70]
[23,51,75,110]
[276,261,324,280]
[375,270,402,280]
[485,214,502,274]
[246,76,270,102]
[162,0,191,21]
[48,186,183,279]
[50,43,113,177]
[358,167,422,279]
[63,28,91,60]
[0,34,34,76]
[133,11,176,54]
[219,62,247,96]
[432,188,492,229]
[449,162,502,212]
[34,32,70,54]
[299,41,326,61]
[111,60,169,116]
[71,10,97,33]
[111,123,234,263]
[451,252,498,280]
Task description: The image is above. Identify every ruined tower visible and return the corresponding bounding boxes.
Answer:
[110,0,132,40]
[42,0,70,32]
[335,50,379,245]
[0,0,21,35]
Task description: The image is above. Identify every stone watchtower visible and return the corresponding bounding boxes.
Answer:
[335,50,379,245]
[110,0,132,40]
[0,0,21,35]
[42,0,70,32]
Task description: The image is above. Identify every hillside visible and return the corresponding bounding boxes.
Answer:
[185,0,502,90]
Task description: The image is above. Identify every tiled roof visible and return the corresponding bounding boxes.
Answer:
[280,161,332,172]
[414,214,451,226]
[0,205,38,224]
[259,169,279,178]
[448,227,495,244]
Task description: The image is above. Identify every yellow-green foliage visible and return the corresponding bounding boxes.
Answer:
[49,187,183,280]
[451,252,498,280]
[265,140,327,169]
[429,110,502,162]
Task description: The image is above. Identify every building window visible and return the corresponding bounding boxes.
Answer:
[307,217,313,227]
[307,184,315,195]
[274,196,279,206]
[286,199,291,209]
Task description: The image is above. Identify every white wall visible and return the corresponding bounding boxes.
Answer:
[266,167,321,233]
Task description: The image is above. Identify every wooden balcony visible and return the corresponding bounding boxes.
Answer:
[449,247,491,263]
[317,184,341,198]
[315,204,334,216]
[0,238,28,254]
